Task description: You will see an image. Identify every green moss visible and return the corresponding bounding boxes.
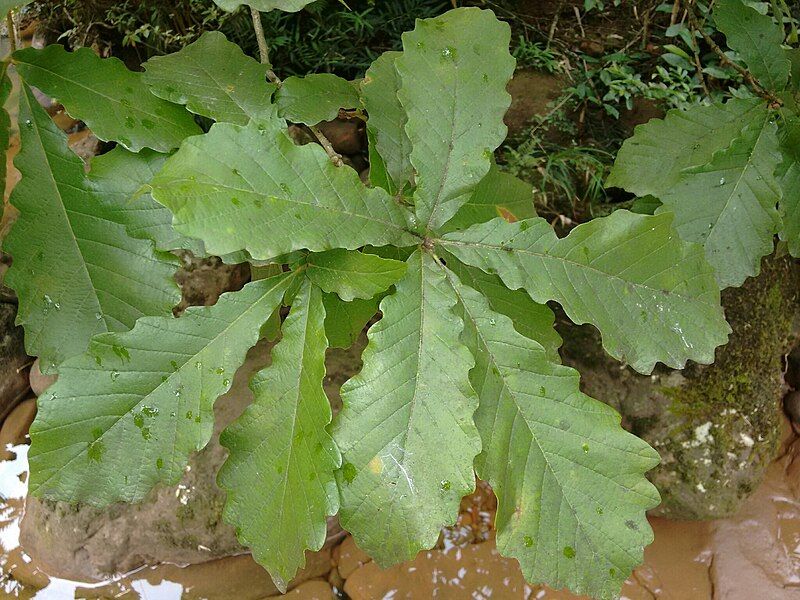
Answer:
[652,256,800,517]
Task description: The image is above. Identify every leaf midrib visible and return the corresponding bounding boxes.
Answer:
[436,232,706,305]
[19,91,106,338]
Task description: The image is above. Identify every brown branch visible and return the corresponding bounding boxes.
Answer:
[684,1,780,105]
[249,6,344,167]
[6,11,15,54]
[250,7,280,84]
[310,125,345,167]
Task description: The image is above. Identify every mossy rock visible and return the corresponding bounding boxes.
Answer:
[560,255,800,519]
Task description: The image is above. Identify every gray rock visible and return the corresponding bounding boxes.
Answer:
[560,255,800,519]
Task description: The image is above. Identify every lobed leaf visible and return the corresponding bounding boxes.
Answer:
[714,0,790,92]
[447,272,660,599]
[4,86,180,372]
[396,8,515,232]
[275,74,360,125]
[439,211,731,374]
[13,45,201,152]
[606,99,766,199]
[306,249,407,301]
[657,112,782,288]
[212,0,315,12]
[362,52,413,193]
[88,147,205,256]
[442,164,536,234]
[143,31,277,126]
[28,272,295,505]
[219,280,340,591]
[150,120,417,260]
[333,250,481,565]
[779,118,800,257]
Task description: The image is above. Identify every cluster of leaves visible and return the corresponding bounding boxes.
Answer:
[0,2,741,599]
[609,0,800,289]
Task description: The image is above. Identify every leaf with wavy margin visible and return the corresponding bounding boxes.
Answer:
[14,45,201,152]
[143,31,276,125]
[4,86,180,372]
[397,8,515,231]
[439,211,730,374]
[28,273,295,504]
[219,279,339,592]
[150,121,417,260]
[446,270,660,599]
[333,249,480,565]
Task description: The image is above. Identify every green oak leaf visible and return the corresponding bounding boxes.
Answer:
[143,31,277,126]
[13,45,201,152]
[439,211,731,374]
[446,271,660,599]
[442,164,536,233]
[778,117,800,257]
[219,280,339,592]
[442,253,562,361]
[212,0,315,11]
[150,120,417,260]
[4,85,180,372]
[275,74,360,125]
[657,111,783,288]
[0,63,12,197]
[714,0,790,92]
[322,292,380,349]
[28,272,295,504]
[397,8,515,232]
[606,99,766,199]
[362,52,413,193]
[88,147,205,256]
[306,249,407,301]
[333,249,481,565]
